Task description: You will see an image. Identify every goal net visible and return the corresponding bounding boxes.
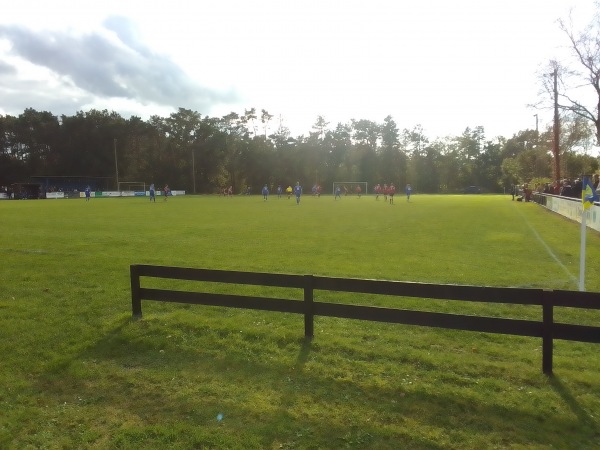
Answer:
[118,181,146,193]
[332,181,368,196]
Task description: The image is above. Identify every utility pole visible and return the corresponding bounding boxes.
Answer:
[552,69,560,181]
[114,138,119,190]
[192,146,196,194]
[534,113,538,134]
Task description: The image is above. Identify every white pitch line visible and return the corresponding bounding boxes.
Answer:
[515,205,578,288]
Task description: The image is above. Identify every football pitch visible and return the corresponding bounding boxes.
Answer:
[1,194,599,448]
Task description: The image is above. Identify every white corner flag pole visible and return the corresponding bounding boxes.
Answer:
[579,209,587,292]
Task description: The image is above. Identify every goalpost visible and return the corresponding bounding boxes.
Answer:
[118,181,146,193]
[332,181,368,196]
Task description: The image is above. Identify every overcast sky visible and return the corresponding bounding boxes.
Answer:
[0,0,596,140]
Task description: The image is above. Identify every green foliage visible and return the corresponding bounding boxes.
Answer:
[1,194,599,449]
[3,108,599,195]
[530,177,553,191]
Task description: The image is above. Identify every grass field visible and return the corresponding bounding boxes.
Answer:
[1,193,600,449]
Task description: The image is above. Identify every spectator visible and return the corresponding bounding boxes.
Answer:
[523,183,532,202]
[552,180,561,195]
[572,178,582,199]
[560,179,573,198]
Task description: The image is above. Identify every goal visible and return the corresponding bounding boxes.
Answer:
[118,181,146,193]
[332,181,368,196]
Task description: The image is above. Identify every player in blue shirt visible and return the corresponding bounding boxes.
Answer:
[335,186,341,200]
[262,184,269,200]
[84,186,91,202]
[293,182,302,204]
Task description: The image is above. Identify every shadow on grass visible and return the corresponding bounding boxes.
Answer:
[30,317,600,449]
[549,375,599,430]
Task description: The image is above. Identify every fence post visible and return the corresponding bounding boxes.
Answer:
[542,290,553,375]
[304,275,314,339]
[131,265,142,320]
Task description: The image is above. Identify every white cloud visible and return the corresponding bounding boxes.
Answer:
[1,0,597,139]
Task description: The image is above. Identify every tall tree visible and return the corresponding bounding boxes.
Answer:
[0,114,26,184]
[193,116,225,192]
[403,125,428,191]
[379,116,406,186]
[147,114,172,186]
[124,115,161,184]
[242,108,258,137]
[350,119,380,183]
[311,116,329,141]
[58,109,126,182]
[556,9,600,143]
[219,112,250,193]
[328,122,353,182]
[454,127,485,187]
[476,140,505,192]
[260,109,273,139]
[13,109,60,174]
[164,108,202,192]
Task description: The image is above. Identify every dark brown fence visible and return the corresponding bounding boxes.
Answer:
[130,264,600,375]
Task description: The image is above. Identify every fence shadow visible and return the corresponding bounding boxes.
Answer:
[549,375,598,430]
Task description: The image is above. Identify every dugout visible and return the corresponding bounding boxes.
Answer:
[31,176,113,197]
[10,183,42,199]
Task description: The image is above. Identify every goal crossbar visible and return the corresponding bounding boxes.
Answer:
[118,181,146,192]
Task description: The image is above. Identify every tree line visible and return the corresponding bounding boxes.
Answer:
[1,106,598,194]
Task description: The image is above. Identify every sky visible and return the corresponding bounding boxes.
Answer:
[0,0,597,140]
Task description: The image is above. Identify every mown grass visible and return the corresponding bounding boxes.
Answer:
[1,193,599,449]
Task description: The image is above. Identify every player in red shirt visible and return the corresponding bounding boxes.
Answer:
[388,183,396,204]
[374,183,381,200]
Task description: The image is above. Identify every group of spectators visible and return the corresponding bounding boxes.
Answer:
[539,174,600,198]
[516,174,600,202]
[541,179,583,198]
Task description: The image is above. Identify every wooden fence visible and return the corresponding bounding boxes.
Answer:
[130,264,600,375]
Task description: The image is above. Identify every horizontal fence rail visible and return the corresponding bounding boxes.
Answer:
[130,264,600,375]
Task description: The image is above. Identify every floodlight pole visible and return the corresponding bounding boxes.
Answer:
[114,138,119,190]
[192,146,196,194]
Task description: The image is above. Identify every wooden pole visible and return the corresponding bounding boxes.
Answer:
[552,69,560,182]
